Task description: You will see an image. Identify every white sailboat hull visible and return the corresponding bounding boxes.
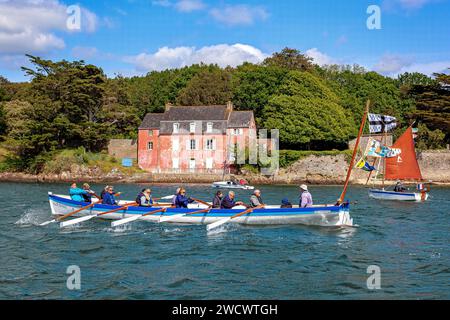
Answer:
[368,189,428,202]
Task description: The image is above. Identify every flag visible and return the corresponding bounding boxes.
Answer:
[356,158,376,172]
[366,138,402,158]
[368,113,397,133]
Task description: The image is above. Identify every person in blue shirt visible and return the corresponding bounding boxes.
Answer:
[69,183,91,202]
[221,191,245,209]
[136,188,154,207]
[102,186,118,205]
[175,187,194,208]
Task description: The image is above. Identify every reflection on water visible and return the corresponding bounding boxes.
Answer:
[0,182,449,299]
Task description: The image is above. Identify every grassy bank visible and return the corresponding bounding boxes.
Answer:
[0,146,144,176]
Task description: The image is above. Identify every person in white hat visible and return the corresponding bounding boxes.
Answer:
[299,184,313,208]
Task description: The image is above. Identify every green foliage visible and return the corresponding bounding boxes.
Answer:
[415,123,447,150]
[263,48,314,72]
[232,63,287,125]
[263,71,356,149]
[409,72,450,143]
[176,66,233,105]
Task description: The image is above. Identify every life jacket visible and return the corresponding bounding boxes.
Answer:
[135,192,145,204]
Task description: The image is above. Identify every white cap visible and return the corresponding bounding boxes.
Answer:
[300,184,308,191]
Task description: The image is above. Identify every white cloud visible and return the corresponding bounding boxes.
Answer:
[374,54,414,74]
[71,46,99,60]
[152,0,205,12]
[0,0,98,54]
[125,43,268,72]
[175,0,206,12]
[209,5,269,26]
[373,53,450,76]
[382,0,439,11]
[306,48,339,66]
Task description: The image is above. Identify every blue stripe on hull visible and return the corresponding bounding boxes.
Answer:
[49,194,344,217]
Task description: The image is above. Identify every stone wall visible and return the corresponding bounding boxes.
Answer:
[108,139,137,159]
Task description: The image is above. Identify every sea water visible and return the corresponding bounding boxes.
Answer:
[0,182,449,299]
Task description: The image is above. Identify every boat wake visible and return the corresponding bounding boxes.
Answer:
[206,223,237,236]
[15,209,48,227]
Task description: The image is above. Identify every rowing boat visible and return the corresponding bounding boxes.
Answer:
[48,193,353,227]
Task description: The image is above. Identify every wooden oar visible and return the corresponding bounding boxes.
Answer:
[190,197,211,207]
[206,207,254,231]
[111,207,167,227]
[40,201,99,226]
[159,208,211,223]
[60,203,137,228]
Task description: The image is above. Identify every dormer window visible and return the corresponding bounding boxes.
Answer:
[173,123,180,133]
[206,122,213,133]
[190,122,196,133]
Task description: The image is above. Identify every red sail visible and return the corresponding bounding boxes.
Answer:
[385,127,423,181]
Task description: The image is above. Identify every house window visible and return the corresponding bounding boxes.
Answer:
[206,122,213,133]
[148,130,153,136]
[172,139,179,151]
[190,139,196,150]
[173,123,180,133]
[232,128,243,135]
[147,142,153,150]
[206,139,215,150]
[190,122,196,133]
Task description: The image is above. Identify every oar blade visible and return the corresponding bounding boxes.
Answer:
[39,219,56,226]
[159,214,185,223]
[206,217,231,231]
[111,215,142,228]
[60,214,97,228]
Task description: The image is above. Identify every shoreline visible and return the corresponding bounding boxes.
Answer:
[1,172,449,186]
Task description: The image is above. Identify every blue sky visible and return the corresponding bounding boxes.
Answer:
[0,0,449,82]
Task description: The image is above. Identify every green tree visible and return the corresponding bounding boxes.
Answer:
[263,71,356,149]
[232,63,287,125]
[409,71,450,142]
[263,47,314,72]
[415,123,446,150]
[176,66,233,105]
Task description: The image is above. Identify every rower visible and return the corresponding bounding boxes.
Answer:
[81,183,95,203]
[250,189,265,208]
[221,191,245,209]
[171,187,181,207]
[103,186,119,205]
[280,198,293,208]
[69,182,91,202]
[212,191,223,208]
[175,187,194,208]
[136,188,154,207]
[299,184,313,208]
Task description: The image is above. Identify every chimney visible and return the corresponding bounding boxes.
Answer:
[226,101,233,112]
[165,102,173,112]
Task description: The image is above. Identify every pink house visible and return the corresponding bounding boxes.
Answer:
[138,103,257,173]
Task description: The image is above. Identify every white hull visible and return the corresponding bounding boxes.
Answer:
[368,189,428,202]
[211,182,255,190]
[48,194,353,227]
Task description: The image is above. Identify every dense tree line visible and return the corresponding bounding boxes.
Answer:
[0,48,448,173]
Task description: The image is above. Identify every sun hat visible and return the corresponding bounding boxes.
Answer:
[300,184,308,191]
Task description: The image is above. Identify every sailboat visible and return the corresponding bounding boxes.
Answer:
[368,126,429,202]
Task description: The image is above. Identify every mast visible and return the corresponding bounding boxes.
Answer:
[382,129,387,189]
[338,100,370,205]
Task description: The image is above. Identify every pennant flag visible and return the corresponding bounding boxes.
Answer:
[368,113,397,133]
[366,138,402,158]
[356,158,376,172]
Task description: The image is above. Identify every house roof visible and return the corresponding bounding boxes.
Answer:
[228,111,254,128]
[139,105,255,130]
[139,113,165,129]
